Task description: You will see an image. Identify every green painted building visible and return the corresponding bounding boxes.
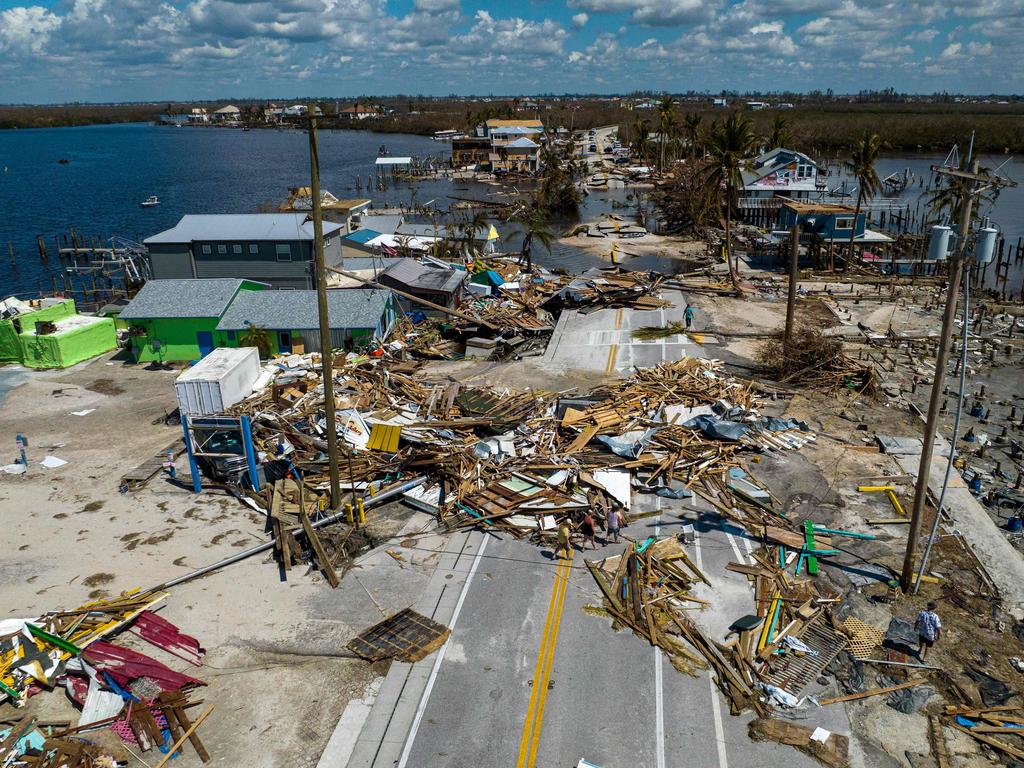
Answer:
[0,298,117,369]
[119,278,268,363]
[118,278,397,362]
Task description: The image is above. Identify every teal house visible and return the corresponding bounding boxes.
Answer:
[119,278,396,362]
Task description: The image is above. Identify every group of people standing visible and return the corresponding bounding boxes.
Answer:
[555,507,626,559]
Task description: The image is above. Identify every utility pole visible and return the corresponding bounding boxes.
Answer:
[784,222,800,347]
[900,158,1016,590]
[307,103,342,510]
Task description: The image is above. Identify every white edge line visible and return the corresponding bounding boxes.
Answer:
[396,533,489,768]
[654,498,666,768]
[709,670,730,768]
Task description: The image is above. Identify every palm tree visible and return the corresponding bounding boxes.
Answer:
[518,203,554,272]
[240,323,272,358]
[703,112,758,286]
[460,210,489,257]
[683,111,703,159]
[926,153,994,228]
[657,96,677,172]
[766,115,794,149]
[632,117,651,164]
[843,131,883,269]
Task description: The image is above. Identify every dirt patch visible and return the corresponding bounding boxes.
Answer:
[85,378,125,396]
[80,500,104,513]
[82,572,115,587]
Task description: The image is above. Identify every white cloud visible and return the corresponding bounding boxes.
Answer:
[571,12,589,27]
[569,0,717,26]
[0,6,62,54]
[941,41,962,56]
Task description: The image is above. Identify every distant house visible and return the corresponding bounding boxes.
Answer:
[742,148,823,202]
[144,213,345,290]
[452,136,491,168]
[746,101,769,110]
[0,296,116,369]
[483,120,545,172]
[216,288,397,354]
[263,104,283,123]
[712,97,728,108]
[212,105,241,122]
[378,259,467,314]
[278,187,371,232]
[190,108,209,123]
[339,104,378,120]
[119,278,268,362]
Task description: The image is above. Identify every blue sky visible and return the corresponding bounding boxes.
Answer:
[0,0,1019,102]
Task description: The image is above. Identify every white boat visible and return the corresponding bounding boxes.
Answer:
[140,196,160,208]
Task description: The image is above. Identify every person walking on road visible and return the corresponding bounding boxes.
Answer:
[684,304,695,331]
[580,511,597,550]
[555,519,572,559]
[607,507,622,544]
[915,602,942,661]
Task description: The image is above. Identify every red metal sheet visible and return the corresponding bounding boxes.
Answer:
[82,641,204,692]
[130,611,205,666]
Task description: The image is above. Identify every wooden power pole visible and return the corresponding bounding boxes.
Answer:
[307,104,342,509]
[900,159,1015,590]
[784,222,800,347]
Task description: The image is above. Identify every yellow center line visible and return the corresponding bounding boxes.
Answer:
[614,307,623,329]
[516,551,573,768]
[525,549,573,768]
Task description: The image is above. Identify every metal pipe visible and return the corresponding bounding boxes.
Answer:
[157,476,426,590]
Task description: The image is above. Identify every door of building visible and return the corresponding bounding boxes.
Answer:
[196,331,214,357]
[278,331,292,354]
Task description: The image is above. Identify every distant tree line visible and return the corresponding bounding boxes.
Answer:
[2,99,1022,154]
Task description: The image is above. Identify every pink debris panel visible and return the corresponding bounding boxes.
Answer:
[130,611,205,666]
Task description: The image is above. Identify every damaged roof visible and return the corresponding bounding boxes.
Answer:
[216,288,391,331]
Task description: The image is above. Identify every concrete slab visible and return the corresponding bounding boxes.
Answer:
[542,290,699,374]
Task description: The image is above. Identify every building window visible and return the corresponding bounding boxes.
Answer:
[276,244,293,262]
[834,217,854,230]
[226,330,236,341]
[324,237,332,247]
[201,244,212,255]
[248,244,259,255]
[217,244,227,255]
[232,244,242,255]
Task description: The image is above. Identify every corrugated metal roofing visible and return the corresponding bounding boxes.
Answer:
[357,215,403,235]
[381,259,466,294]
[144,214,344,245]
[505,137,540,149]
[216,288,390,331]
[343,228,383,244]
[120,279,262,320]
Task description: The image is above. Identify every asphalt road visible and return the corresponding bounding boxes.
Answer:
[343,490,850,768]
[338,293,851,768]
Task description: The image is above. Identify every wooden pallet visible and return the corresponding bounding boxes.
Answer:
[120,438,184,490]
[842,617,886,660]
[762,614,849,696]
[347,608,449,663]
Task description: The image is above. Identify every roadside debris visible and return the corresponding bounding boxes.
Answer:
[0,591,211,767]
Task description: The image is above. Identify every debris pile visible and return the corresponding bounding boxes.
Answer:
[1,591,210,767]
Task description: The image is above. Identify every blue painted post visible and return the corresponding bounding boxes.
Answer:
[241,415,260,492]
[180,414,202,493]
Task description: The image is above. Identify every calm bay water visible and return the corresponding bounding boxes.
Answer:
[0,123,1021,298]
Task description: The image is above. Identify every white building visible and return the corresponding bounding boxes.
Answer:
[741,148,823,202]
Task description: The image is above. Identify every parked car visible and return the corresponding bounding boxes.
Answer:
[588,144,597,152]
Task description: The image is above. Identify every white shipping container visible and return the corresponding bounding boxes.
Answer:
[174,347,261,416]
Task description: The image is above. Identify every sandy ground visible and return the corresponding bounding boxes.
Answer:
[0,352,443,768]
[559,230,707,263]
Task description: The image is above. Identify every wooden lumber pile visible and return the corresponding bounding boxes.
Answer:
[944,704,1024,763]
[586,539,767,717]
